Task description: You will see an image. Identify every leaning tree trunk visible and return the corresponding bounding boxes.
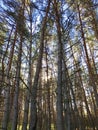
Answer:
[53,0,64,130]
[77,4,98,107]
[29,1,51,130]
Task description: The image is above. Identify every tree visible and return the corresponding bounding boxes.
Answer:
[22,2,33,130]
[11,0,26,129]
[0,0,98,129]
[53,0,64,130]
[29,1,51,130]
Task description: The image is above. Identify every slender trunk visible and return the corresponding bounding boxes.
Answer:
[78,66,96,130]
[12,1,25,129]
[1,26,14,97]
[72,48,96,129]
[45,45,51,130]
[11,35,23,130]
[53,0,64,130]
[29,1,51,130]
[62,58,82,130]
[77,4,98,107]
[89,47,98,86]
[1,26,14,79]
[22,4,32,130]
[2,29,17,130]
[37,74,43,130]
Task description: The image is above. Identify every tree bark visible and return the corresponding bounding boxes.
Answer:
[22,3,33,130]
[29,1,51,130]
[53,0,64,130]
[11,35,23,130]
[45,45,51,130]
[2,28,17,130]
[77,4,98,107]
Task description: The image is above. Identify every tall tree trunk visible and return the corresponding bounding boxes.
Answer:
[51,76,56,130]
[45,45,51,130]
[53,0,64,130]
[12,0,25,129]
[11,34,23,130]
[78,70,96,130]
[1,25,14,82]
[37,74,43,130]
[22,3,33,130]
[2,28,17,130]
[29,1,51,130]
[77,4,98,107]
